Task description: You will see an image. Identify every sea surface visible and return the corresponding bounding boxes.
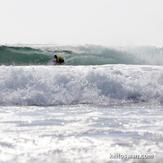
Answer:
[0,45,163,163]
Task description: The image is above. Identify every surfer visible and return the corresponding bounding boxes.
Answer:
[53,55,64,65]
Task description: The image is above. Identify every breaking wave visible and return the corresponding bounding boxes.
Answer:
[1,45,163,65]
[0,65,163,106]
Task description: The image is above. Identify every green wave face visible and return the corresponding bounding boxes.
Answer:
[0,46,52,65]
[1,45,163,66]
[1,45,136,66]
[64,51,136,65]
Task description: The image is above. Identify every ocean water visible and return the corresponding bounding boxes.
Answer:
[0,45,163,163]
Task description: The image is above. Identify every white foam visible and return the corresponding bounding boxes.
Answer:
[0,105,162,163]
[0,65,163,106]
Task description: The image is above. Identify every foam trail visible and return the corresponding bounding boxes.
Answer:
[0,65,163,106]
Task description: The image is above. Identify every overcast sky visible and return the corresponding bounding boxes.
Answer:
[0,0,163,46]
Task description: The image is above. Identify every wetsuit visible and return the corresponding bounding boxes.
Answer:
[56,56,64,64]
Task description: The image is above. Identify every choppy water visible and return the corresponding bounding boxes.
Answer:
[0,105,162,163]
[0,45,163,163]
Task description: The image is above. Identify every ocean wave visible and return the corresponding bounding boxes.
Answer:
[0,65,163,106]
[0,46,51,65]
[1,45,163,65]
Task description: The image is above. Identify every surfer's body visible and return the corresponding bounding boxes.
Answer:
[53,55,64,65]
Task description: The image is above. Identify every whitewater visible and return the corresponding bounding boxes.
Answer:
[0,45,163,163]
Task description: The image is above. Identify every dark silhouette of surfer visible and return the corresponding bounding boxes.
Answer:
[53,55,64,65]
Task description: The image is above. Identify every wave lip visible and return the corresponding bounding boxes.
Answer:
[0,65,163,106]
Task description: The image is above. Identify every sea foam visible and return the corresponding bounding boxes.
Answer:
[0,65,163,106]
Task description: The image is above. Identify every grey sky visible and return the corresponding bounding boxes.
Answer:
[0,0,163,46]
